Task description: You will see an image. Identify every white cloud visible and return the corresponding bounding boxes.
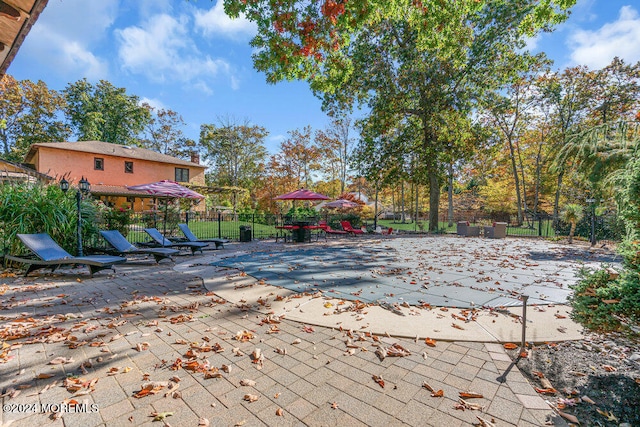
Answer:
[194,0,256,39]
[139,97,166,111]
[20,0,117,79]
[568,5,640,68]
[116,13,232,87]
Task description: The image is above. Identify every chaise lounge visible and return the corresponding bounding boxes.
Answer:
[340,220,364,236]
[143,228,208,255]
[4,233,126,277]
[177,224,229,249]
[100,230,179,263]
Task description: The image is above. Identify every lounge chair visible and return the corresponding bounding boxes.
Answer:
[340,220,365,235]
[318,220,347,238]
[4,233,126,277]
[143,228,208,255]
[100,230,179,263]
[177,224,229,249]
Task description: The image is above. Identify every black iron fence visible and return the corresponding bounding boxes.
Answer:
[85,209,625,250]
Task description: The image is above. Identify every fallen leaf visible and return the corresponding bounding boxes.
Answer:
[459,392,483,399]
[602,364,617,372]
[425,338,436,347]
[199,418,210,427]
[150,411,173,422]
[503,343,518,350]
[557,410,580,424]
[596,408,618,422]
[243,394,259,402]
[240,379,256,387]
[372,375,385,388]
[275,408,284,416]
[331,402,339,409]
[431,389,444,397]
[49,356,74,365]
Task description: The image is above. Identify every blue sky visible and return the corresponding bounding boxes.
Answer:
[7,0,640,154]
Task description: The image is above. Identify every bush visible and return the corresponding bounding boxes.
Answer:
[0,181,99,256]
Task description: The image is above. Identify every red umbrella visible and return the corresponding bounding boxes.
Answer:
[324,199,359,209]
[274,188,330,200]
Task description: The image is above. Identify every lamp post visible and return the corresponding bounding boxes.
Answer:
[60,177,91,257]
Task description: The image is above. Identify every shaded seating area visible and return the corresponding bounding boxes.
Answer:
[484,222,507,239]
[4,233,126,277]
[177,223,229,249]
[143,228,208,255]
[457,221,480,237]
[100,230,179,263]
[340,220,364,236]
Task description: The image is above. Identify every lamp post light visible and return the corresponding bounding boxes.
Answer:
[60,177,91,257]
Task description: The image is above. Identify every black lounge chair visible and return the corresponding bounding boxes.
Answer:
[178,223,229,249]
[143,228,208,255]
[100,230,179,263]
[4,233,126,277]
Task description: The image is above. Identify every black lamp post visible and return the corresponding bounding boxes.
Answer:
[60,177,91,257]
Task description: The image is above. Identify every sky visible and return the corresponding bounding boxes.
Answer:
[7,0,640,155]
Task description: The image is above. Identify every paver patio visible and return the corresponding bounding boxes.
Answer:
[1,234,609,426]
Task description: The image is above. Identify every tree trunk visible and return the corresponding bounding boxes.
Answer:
[507,138,523,225]
[553,169,565,228]
[429,171,440,231]
[447,162,454,227]
[569,221,575,244]
[401,181,406,223]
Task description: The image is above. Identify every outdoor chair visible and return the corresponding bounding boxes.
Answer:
[4,233,126,277]
[484,222,507,239]
[318,220,347,238]
[143,228,208,255]
[340,220,365,236]
[178,224,229,249]
[100,230,179,263]
[457,221,480,237]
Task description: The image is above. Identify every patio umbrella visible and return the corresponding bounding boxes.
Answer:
[273,188,330,201]
[323,199,359,209]
[127,180,204,235]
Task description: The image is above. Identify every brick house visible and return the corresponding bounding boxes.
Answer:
[23,140,206,211]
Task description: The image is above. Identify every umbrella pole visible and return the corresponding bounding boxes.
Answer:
[163,198,168,237]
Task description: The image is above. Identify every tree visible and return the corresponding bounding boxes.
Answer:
[482,54,551,225]
[63,79,152,145]
[141,106,196,159]
[200,118,268,210]
[0,75,70,161]
[224,0,575,231]
[271,125,322,189]
[562,203,583,244]
[314,116,353,194]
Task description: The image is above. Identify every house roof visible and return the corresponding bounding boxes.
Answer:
[0,0,48,76]
[0,157,53,182]
[25,141,205,169]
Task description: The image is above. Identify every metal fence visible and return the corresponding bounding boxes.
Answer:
[86,209,624,250]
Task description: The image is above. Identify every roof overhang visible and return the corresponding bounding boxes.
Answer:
[0,0,49,76]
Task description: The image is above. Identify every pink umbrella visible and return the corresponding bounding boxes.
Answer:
[324,199,359,209]
[274,188,330,201]
[127,180,204,235]
[127,180,204,199]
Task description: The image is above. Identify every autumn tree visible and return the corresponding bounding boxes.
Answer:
[140,105,196,159]
[224,0,576,231]
[0,75,70,162]
[63,79,152,145]
[270,125,322,189]
[314,116,353,194]
[200,117,268,197]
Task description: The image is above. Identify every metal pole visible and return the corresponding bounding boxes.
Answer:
[76,191,83,257]
[374,185,378,230]
[591,203,596,246]
[520,295,529,353]
[218,212,222,239]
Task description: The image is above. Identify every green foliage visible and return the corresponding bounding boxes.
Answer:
[98,202,132,237]
[0,182,99,256]
[285,206,317,219]
[63,78,152,145]
[569,266,623,331]
[0,75,70,161]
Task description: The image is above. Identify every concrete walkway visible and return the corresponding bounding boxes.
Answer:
[0,235,605,426]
